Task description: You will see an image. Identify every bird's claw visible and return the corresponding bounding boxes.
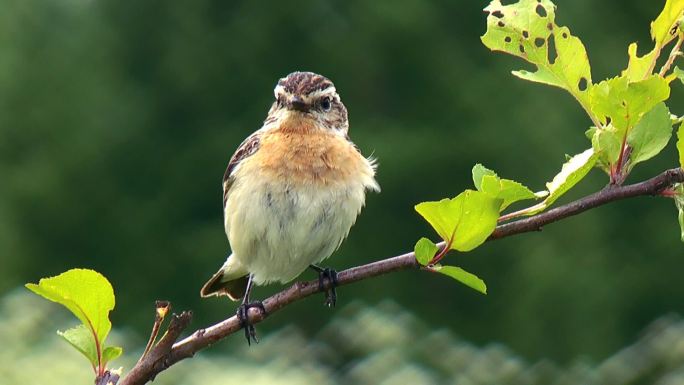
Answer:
[236,301,266,345]
[316,268,338,308]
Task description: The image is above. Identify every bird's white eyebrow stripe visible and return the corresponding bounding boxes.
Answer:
[275,72,335,96]
[274,86,338,101]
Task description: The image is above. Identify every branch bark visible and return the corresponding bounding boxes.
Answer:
[119,167,684,385]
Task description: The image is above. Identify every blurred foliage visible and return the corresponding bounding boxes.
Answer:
[3,0,684,369]
[7,290,684,385]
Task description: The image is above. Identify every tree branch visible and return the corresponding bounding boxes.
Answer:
[119,167,684,385]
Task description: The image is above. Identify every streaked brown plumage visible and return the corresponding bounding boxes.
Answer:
[200,71,379,343]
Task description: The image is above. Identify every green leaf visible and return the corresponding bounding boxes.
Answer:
[623,1,684,81]
[674,66,684,84]
[522,148,597,215]
[472,164,538,210]
[585,126,597,140]
[543,148,597,207]
[590,125,621,173]
[674,184,684,242]
[414,237,439,266]
[589,75,670,134]
[678,121,684,169]
[102,346,123,366]
[472,163,497,191]
[627,102,673,172]
[57,325,98,368]
[415,190,502,252]
[431,265,487,294]
[623,43,659,81]
[651,0,684,49]
[482,176,539,210]
[481,0,594,116]
[26,269,115,365]
[679,201,684,243]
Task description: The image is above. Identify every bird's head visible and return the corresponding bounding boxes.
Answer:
[267,71,349,135]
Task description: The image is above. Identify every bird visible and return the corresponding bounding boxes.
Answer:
[200,71,380,344]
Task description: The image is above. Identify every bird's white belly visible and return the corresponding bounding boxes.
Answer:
[225,178,367,285]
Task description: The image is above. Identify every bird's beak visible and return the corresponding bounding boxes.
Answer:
[287,96,309,112]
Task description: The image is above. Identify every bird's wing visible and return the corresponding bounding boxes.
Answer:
[222,130,262,210]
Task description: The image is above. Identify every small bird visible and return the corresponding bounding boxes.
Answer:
[200,71,379,344]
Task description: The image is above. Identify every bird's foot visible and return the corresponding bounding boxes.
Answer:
[314,267,338,308]
[236,301,266,345]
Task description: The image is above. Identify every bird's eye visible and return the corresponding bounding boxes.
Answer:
[276,96,284,108]
[320,97,332,112]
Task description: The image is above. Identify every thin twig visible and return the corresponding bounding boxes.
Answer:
[660,34,684,77]
[138,301,170,364]
[118,168,684,385]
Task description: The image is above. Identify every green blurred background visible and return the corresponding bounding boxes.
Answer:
[3,0,684,383]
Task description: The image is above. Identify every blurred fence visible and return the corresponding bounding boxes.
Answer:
[5,289,684,385]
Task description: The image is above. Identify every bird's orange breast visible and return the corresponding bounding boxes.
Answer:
[252,124,366,186]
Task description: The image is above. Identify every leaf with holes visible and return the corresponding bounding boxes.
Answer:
[652,0,684,49]
[624,0,684,80]
[415,190,502,252]
[589,75,670,135]
[482,0,593,115]
[26,269,121,372]
[623,43,659,81]
[627,103,672,172]
[414,237,439,266]
[431,265,487,294]
[472,164,541,210]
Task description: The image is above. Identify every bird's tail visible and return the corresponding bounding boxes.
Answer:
[200,255,248,301]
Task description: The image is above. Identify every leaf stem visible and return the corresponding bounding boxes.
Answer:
[139,301,170,364]
[659,33,684,77]
[498,202,544,222]
[428,237,453,265]
[612,135,630,185]
[72,302,103,375]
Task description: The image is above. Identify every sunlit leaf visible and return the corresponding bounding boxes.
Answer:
[57,325,98,368]
[472,164,538,210]
[26,269,116,368]
[589,75,670,134]
[414,237,439,266]
[472,163,497,191]
[624,0,684,80]
[543,148,597,207]
[627,103,672,172]
[623,43,659,81]
[674,66,684,84]
[415,190,502,252]
[590,126,621,173]
[431,265,487,294]
[481,0,594,115]
[520,149,597,216]
[651,0,684,49]
[102,346,123,366]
